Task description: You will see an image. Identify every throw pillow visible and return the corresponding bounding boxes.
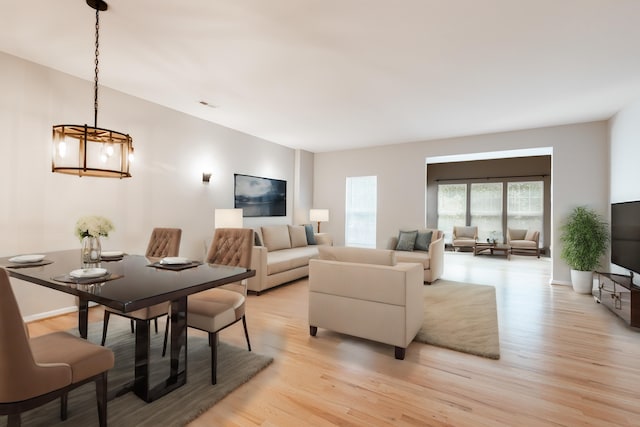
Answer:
[254,230,263,247]
[288,225,308,248]
[261,225,292,251]
[395,230,418,251]
[414,230,433,251]
[303,224,317,245]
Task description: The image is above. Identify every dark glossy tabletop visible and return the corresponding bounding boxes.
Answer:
[1,249,254,313]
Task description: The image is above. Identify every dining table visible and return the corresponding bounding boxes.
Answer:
[0,249,255,403]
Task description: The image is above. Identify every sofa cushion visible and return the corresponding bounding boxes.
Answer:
[394,251,431,269]
[267,246,319,275]
[524,230,538,241]
[289,225,308,248]
[303,224,317,245]
[261,225,292,252]
[395,230,418,251]
[318,246,396,266]
[414,230,433,251]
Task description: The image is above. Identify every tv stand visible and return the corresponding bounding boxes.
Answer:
[594,272,640,329]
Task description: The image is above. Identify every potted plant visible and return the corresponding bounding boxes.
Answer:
[560,206,609,294]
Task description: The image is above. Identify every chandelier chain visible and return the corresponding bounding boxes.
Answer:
[93,6,100,127]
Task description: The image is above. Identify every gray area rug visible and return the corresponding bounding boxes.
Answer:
[7,321,273,427]
[415,280,500,359]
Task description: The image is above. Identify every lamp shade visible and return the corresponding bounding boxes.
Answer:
[215,208,243,228]
[309,209,329,222]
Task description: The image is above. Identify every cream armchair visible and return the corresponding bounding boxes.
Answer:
[308,246,424,360]
[507,228,540,257]
[452,226,478,251]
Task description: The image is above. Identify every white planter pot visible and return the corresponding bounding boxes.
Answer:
[570,269,594,294]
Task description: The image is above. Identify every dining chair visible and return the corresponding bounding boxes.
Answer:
[182,227,253,385]
[0,268,115,427]
[101,227,182,353]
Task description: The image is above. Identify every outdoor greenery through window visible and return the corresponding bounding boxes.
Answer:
[470,183,503,242]
[437,184,466,243]
[507,181,544,246]
[437,180,544,246]
[345,176,377,248]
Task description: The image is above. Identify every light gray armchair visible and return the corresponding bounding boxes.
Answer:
[507,228,540,257]
[452,226,478,251]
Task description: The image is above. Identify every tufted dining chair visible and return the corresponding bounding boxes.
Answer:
[0,268,114,427]
[183,228,253,385]
[101,227,182,354]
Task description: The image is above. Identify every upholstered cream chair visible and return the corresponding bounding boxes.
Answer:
[309,246,424,360]
[452,226,478,251]
[0,268,114,427]
[507,228,540,257]
[186,228,254,384]
[101,227,182,353]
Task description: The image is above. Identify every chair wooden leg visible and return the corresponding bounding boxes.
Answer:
[242,315,251,351]
[309,325,318,336]
[154,317,158,334]
[101,311,111,346]
[95,372,108,427]
[210,332,218,385]
[130,319,135,334]
[162,314,170,357]
[395,346,406,360]
[60,393,68,420]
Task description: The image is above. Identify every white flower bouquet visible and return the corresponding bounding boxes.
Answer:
[75,216,114,240]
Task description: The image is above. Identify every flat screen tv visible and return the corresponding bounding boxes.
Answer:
[234,174,286,217]
[611,201,640,275]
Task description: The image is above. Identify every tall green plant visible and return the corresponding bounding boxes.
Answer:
[560,206,609,271]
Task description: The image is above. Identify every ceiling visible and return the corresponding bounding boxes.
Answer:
[2,0,640,153]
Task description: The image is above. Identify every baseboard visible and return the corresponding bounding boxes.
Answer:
[23,302,99,323]
[550,279,572,286]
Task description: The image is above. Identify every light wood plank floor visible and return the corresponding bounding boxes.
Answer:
[27,252,640,426]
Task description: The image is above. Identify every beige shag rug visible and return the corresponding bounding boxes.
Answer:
[414,280,500,359]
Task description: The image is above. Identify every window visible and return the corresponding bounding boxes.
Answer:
[437,183,467,243]
[470,183,503,242]
[345,176,377,248]
[507,181,544,245]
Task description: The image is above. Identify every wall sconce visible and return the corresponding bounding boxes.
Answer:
[214,208,243,228]
[202,172,212,183]
[310,209,329,232]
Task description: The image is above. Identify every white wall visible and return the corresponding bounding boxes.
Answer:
[0,52,296,317]
[608,98,640,280]
[314,121,609,285]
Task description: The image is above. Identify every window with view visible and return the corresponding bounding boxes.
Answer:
[507,181,544,246]
[345,176,377,248]
[470,183,503,242]
[437,183,467,243]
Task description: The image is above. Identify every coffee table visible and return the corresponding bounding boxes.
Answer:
[473,242,511,259]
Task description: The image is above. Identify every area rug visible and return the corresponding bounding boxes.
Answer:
[414,280,500,359]
[11,321,273,427]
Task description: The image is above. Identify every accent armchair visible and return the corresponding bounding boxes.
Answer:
[0,268,115,427]
[452,226,478,251]
[308,246,424,360]
[507,228,540,257]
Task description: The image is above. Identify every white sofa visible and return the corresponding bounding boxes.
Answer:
[308,246,424,359]
[248,225,332,294]
[387,228,444,283]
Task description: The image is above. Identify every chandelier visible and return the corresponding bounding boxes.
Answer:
[52,0,133,178]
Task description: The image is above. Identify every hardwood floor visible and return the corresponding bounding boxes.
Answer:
[27,252,640,426]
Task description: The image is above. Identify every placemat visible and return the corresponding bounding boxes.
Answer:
[52,273,123,285]
[3,259,54,269]
[147,261,203,271]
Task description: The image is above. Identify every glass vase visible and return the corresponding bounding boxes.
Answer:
[81,235,102,266]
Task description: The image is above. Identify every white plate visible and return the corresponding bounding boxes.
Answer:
[8,254,46,263]
[69,268,108,279]
[160,256,191,265]
[101,251,124,258]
